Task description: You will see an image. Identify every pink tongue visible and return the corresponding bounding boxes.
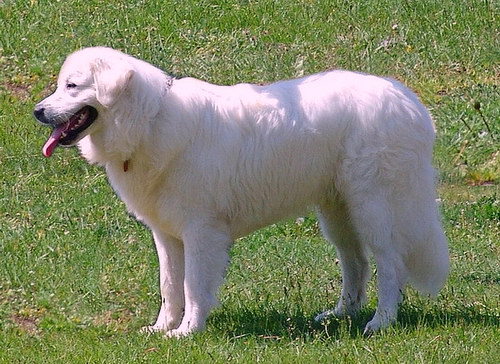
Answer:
[42,125,65,158]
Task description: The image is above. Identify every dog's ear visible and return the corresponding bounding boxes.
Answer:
[91,58,134,108]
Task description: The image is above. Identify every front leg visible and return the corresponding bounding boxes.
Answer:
[166,222,232,337]
[142,231,185,333]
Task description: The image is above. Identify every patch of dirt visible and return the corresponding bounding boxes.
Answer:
[2,81,31,101]
[9,314,40,336]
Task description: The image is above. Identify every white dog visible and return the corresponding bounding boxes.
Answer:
[34,47,449,337]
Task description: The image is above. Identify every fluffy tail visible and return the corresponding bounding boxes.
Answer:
[406,219,449,297]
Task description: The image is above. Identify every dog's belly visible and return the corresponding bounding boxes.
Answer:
[228,204,314,239]
[223,176,334,239]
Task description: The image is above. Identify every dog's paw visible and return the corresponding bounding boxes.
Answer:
[363,312,395,336]
[165,328,192,338]
[164,320,204,338]
[362,319,380,337]
[314,309,337,323]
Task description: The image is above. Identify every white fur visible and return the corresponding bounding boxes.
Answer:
[35,47,449,337]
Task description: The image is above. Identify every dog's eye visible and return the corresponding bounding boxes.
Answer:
[66,82,77,89]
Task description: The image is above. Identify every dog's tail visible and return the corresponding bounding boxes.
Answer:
[406,215,449,297]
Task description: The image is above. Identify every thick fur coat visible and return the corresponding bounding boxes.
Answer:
[34,47,449,336]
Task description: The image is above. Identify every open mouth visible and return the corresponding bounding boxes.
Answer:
[42,106,98,157]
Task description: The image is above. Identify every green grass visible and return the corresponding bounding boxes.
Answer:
[1,0,499,362]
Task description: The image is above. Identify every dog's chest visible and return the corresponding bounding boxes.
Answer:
[104,160,184,236]
[106,161,155,217]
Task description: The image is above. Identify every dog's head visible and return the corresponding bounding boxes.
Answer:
[34,47,135,157]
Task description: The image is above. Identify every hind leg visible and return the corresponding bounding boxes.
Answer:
[346,193,409,334]
[315,199,371,322]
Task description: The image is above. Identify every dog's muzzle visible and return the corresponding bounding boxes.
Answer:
[34,105,98,157]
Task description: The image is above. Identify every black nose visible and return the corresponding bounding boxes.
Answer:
[33,106,49,124]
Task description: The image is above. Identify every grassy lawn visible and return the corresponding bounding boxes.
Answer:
[1,0,498,362]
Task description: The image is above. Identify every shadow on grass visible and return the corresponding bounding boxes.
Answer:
[396,303,499,330]
[210,306,369,340]
[209,303,499,340]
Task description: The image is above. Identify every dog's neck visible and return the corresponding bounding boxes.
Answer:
[119,75,172,173]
